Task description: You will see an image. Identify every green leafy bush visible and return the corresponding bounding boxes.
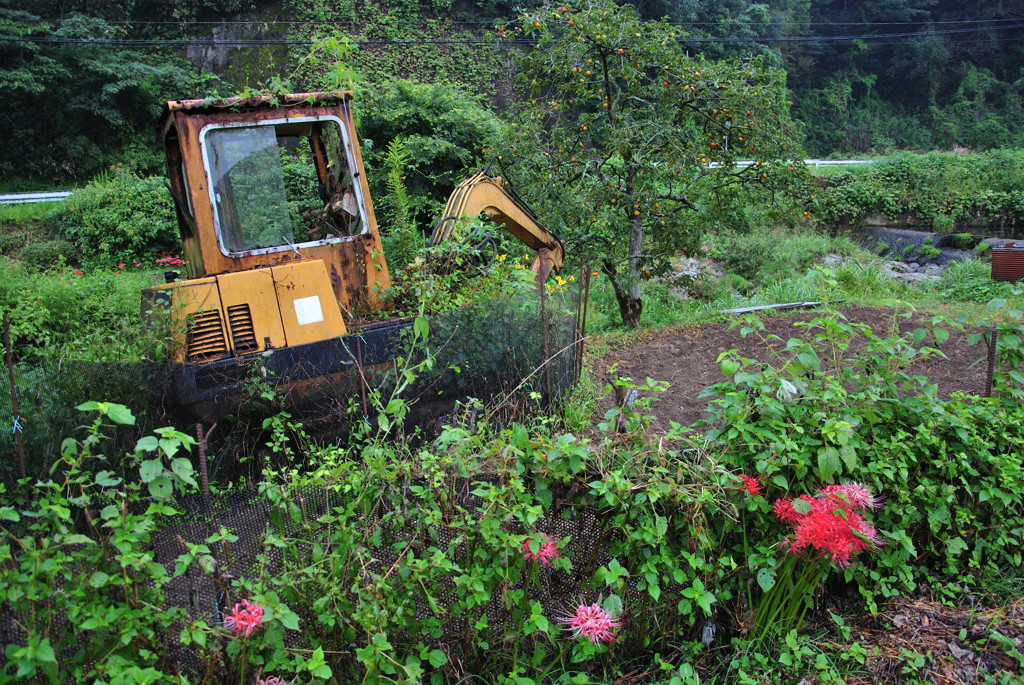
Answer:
[52,169,179,267]
[812,151,1024,232]
[703,310,1024,608]
[0,234,24,255]
[16,239,77,270]
[356,80,504,232]
[0,404,210,683]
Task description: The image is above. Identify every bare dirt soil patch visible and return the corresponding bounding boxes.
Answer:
[853,594,1024,684]
[594,306,987,431]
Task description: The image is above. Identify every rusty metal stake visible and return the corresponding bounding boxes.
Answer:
[195,422,215,510]
[574,263,592,386]
[540,281,552,412]
[985,327,999,398]
[4,314,25,481]
[355,331,369,420]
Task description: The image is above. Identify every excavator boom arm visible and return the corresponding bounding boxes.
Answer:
[431,172,564,285]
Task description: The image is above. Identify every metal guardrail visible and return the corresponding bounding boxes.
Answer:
[0,190,73,205]
[1,159,875,205]
[717,158,874,169]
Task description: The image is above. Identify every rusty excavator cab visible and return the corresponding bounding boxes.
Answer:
[144,91,564,422]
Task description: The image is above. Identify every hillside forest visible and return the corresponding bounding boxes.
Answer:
[2,0,1023,185]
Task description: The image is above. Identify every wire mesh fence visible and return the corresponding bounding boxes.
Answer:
[1,283,586,488]
[0,279,597,682]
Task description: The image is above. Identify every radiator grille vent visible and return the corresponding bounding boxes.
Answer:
[227,304,258,354]
[186,310,227,360]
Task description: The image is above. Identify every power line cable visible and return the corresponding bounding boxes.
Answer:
[4,22,1022,48]
[21,16,1024,27]
[3,18,1022,48]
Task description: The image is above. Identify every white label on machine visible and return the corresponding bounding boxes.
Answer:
[293,296,324,326]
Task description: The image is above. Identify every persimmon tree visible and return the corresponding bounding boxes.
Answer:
[495,0,806,327]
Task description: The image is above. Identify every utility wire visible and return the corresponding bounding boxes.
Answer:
[4,21,1022,48]
[20,17,1024,27]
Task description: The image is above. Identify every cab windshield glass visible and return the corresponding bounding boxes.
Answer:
[203,119,365,254]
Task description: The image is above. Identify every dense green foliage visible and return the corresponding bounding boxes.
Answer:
[51,169,180,267]
[355,80,504,233]
[283,0,503,98]
[5,0,1024,188]
[0,6,222,183]
[707,305,1024,605]
[0,260,166,361]
[3,0,1024,189]
[3,295,1023,683]
[811,151,1024,232]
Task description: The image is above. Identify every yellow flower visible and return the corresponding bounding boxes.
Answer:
[497,253,508,261]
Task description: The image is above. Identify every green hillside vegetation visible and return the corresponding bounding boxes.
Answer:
[3,0,1024,187]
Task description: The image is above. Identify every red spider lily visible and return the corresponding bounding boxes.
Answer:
[773,484,881,567]
[735,474,763,496]
[73,270,83,276]
[557,603,623,644]
[772,495,814,525]
[156,254,185,267]
[223,598,264,638]
[521,532,561,566]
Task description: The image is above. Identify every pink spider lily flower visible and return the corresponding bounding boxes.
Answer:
[223,598,265,638]
[521,532,561,566]
[820,482,882,509]
[557,603,623,644]
[258,677,298,685]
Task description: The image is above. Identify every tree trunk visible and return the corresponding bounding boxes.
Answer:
[613,284,643,328]
[606,217,645,328]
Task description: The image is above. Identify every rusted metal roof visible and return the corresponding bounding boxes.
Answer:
[163,91,351,117]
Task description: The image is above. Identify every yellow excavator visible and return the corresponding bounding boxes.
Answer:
[145,91,564,420]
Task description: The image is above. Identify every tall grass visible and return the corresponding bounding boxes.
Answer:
[0,202,58,224]
[0,260,165,361]
[934,257,1015,303]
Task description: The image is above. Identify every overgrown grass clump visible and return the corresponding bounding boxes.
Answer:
[0,260,165,361]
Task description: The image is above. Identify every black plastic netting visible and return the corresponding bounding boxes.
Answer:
[0,478,674,683]
[0,287,611,681]
[1,291,582,487]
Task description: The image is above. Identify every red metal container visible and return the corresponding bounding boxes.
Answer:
[991,242,1024,282]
